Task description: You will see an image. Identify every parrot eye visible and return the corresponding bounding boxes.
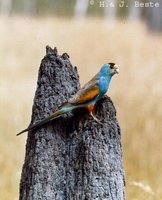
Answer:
[108,63,115,69]
[109,65,113,69]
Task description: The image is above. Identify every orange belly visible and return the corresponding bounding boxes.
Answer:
[87,104,95,113]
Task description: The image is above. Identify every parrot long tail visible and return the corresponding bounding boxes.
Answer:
[17,104,74,136]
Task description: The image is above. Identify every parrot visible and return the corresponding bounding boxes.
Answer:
[17,63,119,136]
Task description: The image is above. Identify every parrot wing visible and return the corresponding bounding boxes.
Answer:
[68,74,100,105]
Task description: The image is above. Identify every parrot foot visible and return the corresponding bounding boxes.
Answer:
[90,112,103,125]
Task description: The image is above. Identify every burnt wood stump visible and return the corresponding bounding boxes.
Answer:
[19,46,125,200]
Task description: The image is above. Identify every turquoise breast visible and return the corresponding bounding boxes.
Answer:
[98,76,110,97]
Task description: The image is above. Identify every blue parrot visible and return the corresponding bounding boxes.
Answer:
[17,63,119,136]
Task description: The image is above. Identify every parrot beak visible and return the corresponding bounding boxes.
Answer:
[114,65,119,74]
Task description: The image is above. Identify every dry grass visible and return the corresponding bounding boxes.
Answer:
[0,16,162,200]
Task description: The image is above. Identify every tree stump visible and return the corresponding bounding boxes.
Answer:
[19,46,125,200]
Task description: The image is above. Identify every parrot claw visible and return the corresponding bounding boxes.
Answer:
[90,112,103,125]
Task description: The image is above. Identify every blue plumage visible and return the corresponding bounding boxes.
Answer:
[97,63,117,99]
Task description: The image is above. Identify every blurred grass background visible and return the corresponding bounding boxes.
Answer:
[0,9,162,200]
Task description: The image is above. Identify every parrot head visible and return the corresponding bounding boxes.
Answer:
[108,63,119,75]
[100,63,119,77]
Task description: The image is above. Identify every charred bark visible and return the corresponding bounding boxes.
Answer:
[19,46,125,200]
